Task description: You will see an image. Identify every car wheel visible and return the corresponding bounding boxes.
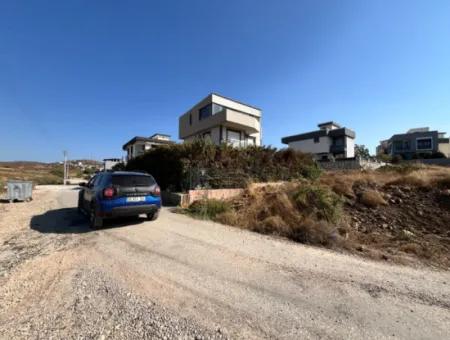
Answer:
[89,205,103,229]
[147,210,159,221]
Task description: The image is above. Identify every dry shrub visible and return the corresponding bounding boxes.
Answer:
[360,190,387,208]
[187,199,231,219]
[201,181,344,247]
[294,184,343,223]
[331,181,355,198]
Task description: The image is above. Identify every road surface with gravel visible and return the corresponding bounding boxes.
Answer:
[0,185,449,339]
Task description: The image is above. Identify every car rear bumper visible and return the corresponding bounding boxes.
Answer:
[100,204,159,218]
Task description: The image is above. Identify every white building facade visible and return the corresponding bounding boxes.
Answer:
[282,122,356,160]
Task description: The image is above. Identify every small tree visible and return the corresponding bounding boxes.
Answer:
[355,144,371,160]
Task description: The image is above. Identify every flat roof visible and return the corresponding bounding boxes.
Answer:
[122,136,175,150]
[282,127,355,144]
[211,92,262,111]
[317,121,341,128]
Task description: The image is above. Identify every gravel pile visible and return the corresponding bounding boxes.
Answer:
[69,269,227,339]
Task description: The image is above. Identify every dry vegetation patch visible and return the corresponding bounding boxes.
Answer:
[186,165,450,268]
[359,190,387,208]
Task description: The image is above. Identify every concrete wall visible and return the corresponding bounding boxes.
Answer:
[163,188,244,208]
[319,159,385,171]
[438,143,450,157]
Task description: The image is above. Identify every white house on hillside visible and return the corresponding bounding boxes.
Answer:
[281,122,356,160]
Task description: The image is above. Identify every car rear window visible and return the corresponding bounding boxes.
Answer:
[112,175,155,187]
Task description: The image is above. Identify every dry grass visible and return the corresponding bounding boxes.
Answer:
[360,190,387,208]
[321,165,450,192]
[190,182,345,247]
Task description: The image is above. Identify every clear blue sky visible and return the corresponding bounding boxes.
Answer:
[1,0,449,162]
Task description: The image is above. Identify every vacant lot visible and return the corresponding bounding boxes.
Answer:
[0,186,449,339]
[188,165,450,268]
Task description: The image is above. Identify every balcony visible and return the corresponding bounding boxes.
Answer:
[180,107,260,139]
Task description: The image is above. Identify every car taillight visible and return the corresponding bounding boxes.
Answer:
[103,187,115,199]
[152,186,161,196]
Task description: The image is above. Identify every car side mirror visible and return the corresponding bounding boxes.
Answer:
[79,182,87,187]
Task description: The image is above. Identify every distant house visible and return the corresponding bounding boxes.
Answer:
[179,93,262,147]
[281,122,356,160]
[122,133,175,161]
[103,158,121,171]
[377,127,450,159]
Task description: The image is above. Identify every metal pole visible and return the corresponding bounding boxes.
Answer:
[63,151,67,185]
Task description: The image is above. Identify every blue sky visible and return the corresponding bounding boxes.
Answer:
[0,0,449,162]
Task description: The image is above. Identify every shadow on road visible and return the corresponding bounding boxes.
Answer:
[30,208,146,234]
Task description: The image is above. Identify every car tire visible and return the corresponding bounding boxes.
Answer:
[89,205,103,229]
[147,210,159,221]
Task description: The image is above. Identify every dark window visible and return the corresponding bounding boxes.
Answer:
[417,138,432,150]
[199,104,212,120]
[89,175,101,188]
[189,113,192,125]
[199,103,223,120]
[87,175,97,187]
[333,137,345,146]
[404,141,410,150]
[314,136,320,143]
[394,141,404,151]
[112,175,156,187]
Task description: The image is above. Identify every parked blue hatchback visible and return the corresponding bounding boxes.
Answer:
[78,171,161,228]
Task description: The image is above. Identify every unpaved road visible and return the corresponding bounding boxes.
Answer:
[0,186,449,339]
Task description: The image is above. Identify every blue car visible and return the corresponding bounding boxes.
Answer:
[78,171,161,228]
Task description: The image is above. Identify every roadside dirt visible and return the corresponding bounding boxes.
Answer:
[0,186,449,339]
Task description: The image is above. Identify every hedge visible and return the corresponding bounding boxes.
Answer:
[125,139,320,191]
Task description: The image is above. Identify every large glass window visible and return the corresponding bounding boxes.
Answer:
[417,138,432,150]
[227,130,241,147]
[199,104,212,120]
[199,103,223,120]
[212,103,223,114]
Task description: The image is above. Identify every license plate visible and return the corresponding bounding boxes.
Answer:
[126,196,145,202]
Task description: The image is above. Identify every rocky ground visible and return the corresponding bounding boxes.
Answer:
[346,183,450,267]
[0,187,226,339]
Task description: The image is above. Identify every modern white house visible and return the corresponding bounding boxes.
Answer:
[179,93,262,147]
[281,122,356,160]
[122,133,175,161]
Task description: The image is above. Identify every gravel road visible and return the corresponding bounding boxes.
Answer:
[0,186,449,339]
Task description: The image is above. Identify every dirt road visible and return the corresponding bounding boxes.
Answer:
[0,186,449,339]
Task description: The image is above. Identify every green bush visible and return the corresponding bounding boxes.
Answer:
[126,139,318,191]
[187,199,231,219]
[294,184,342,223]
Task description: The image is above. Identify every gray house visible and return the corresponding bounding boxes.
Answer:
[377,128,450,159]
